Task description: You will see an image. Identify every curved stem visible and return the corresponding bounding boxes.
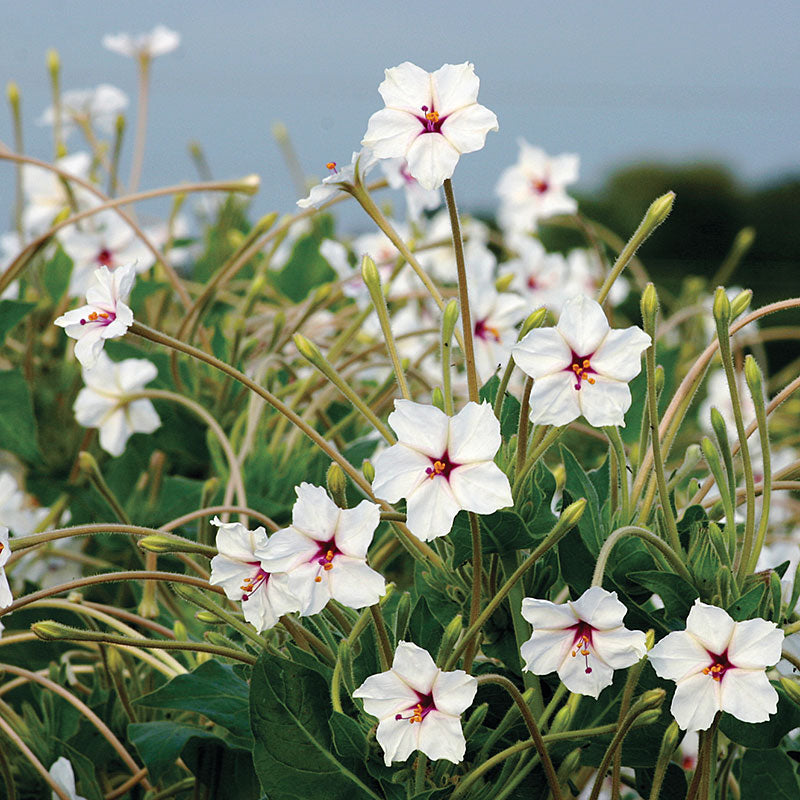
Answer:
[592,525,694,587]
[160,504,280,532]
[512,426,562,498]
[476,674,562,800]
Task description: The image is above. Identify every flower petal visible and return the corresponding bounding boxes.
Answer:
[354,670,419,720]
[259,527,317,572]
[720,668,779,723]
[591,627,647,669]
[521,597,578,629]
[685,602,735,654]
[362,108,421,159]
[558,644,615,698]
[405,475,462,540]
[670,672,721,731]
[528,371,581,426]
[440,104,498,154]
[432,669,478,716]
[521,628,574,676]
[291,483,341,541]
[417,710,467,763]
[406,133,460,191]
[590,327,651,382]
[392,641,439,694]
[556,295,609,356]
[335,500,381,558]
[727,617,784,668]
[387,400,450,457]
[448,462,512,515]
[648,630,709,683]
[97,409,130,456]
[375,716,420,766]
[447,401,501,463]
[577,375,632,428]
[328,556,386,610]
[378,62,432,112]
[372,444,431,504]
[431,62,480,113]
[569,587,628,629]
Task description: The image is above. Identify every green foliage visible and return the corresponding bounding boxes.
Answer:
[0,367,41,461]
[738,747,800,798]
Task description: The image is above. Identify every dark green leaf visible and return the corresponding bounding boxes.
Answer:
[408,595,446,655]
[182,735,261,800]
[720,684,800,748]
[128,721,222,783]
[450,510,537,567]
[727,583,768,621]
[330,712,368,762]
[628,571,698,623]
[560,445,603,553]
[250,651,382,800]
[0,368,40,460]
[0,299,35,341]
[273,231,335,302]
[739,746,800,797]
[44,247,73,301]
[635,762,687,800]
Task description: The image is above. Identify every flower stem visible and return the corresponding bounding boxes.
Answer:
[129,55,151,193]
[592,525,694,587]
[443,178,479,403]
[476,674,562,800]
[464,511,483,673]
[512,426,562,499]
[604,426,630,522]
[369,603,393,671]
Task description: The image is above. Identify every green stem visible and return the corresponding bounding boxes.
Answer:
[370,603,393,671]
[129,55,150,193]
[414,753,428,794]
[512,427,562,499]
[747,389,772,574]
[604,427,630,522]
[464,511,482,674]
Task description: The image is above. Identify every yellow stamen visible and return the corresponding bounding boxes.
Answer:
[425,111,439,123]
[428,460,446,480]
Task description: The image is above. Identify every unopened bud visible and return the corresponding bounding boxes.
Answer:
[237,174,261,194]
[442,299,460,344]
[519,306,548,339]
[701,436,723,474]
[394,592,412,639]
[204,631,233,649]
[556,748,582,782]
[32,620,71,641]
[635,708,664,727]
[769,571,783,622]
[6,81,19,109]
[780,677,800,706]
[254,211,279,236]
[311,282,332,305]
[640,283,659,331]
[361,254,382,295]
[138,535,217,557]
[462,702,488,739]
[46,48,60,76]
[631,688,665,715]
[326,463,348,509]
[495,273,514,293]
[293,332,322,364]
[436,614,463,666]
[654,364,665,397]
[730,288,753,320]
[271,121,289,143]
[744,355,764,407]
[362,459,375,484]
[115,113,126,135]
[173,620,188,641]
[674,444,702,483]
[645,191,675,229]
[658,721,681,759]
[709,524,731,568]
[549,705,571,734]
[560,498,587,529]
[431,386,445,412]
[645,629,655,649]
[713,286,731,328]
[709,408,731,452]
[196,610,224,624]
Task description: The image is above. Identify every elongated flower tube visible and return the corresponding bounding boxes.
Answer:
[0,526,12,608]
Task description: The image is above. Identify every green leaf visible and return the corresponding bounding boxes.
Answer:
[329,712,368,762]
[449,510,537,567]
[727,583,768,621]
[250,651,382,800]
[628,571,698,624]
[0,299,35,341]
[273,229,335,302]
[128,721,222,783]
[135,660,252,745]
[0,368,40,461]
[43,247,73,301]
[739,747,800,798]
[560,445,603,553]
[407,595,446,655]
[635,762,687,800]
[720,684,800,748]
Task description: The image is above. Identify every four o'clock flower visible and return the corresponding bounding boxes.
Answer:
[0,526,12,608]
[208,518,299,633]
[648,600,784,731]
[353,641,477,765]
[297,149,378,209]
[512,294,651,428]
[38,84,129,139]
[102,24,181,60]
[73,351,161,456]
[362,61,498,191]
[496,141,579,233]
[260,483,385,616]
[372,400,513,540]
[520,587,647,698]
[54,264,136,368]
[380,157,442,221]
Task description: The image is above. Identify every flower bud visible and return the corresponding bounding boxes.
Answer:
[138,535,217,557]
[560,498,587,529]
[362,459,375,484]
[196,610,225,624]
[115,113,126,136]
[518,307,547,339]
[431,386,445,413]
[393,592,412,639]
[495,273,514,293]
[645,192,675,229]
[730,288,753,320]
[441,299,460,344]
[293,332,323,365]
[462,702,488,739]
[32,620,71,641]
[204,631,233,649]
[640,283,659,332]
[709,524,731,569]
[713,286,731,328]
[254,211,279,237]
[173,620,188,641]
[237,174,261,194]
[548,705,571,734]
[436,614,463,666]
[271,121,289,143]
[769,571,783,623]
[556,748,582,783]
[635,708,664,727]
[326,463,348,509]
[46,48,60,77]
[654,364,665,397]
[361,254,382,295]
[645,629,655,649]
[631,688,666,715]
[709,407,731,451]
[701,435,723,475]
[780,677,800,706]
[744,355,764,408]
[6,81,19,110]
[657,720,681,760]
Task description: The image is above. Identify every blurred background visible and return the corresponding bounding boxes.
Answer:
[2,0,799,325]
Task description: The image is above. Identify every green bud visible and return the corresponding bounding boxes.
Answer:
[560,497,587,529]
[361,254,382,295]
[744,355,764,408]
[46,48,60,76]
[138,535,217,557]
[431,386,445,412]
[556,748,582,782]
[196,610,225,624]
[436,614,463,666]
[549,705,571,734]
[780,677,800,706]
[713,286,731,328]
[518,306,547,339]
[769,571,783,623]
[495,273,514,293]
[701,436,723,474]
[658,720,681,759]
[173,620,188,641]
[32,620,71,641]
[393,592,412,640]
[204,631,234,649]
[635,708,664,727]
[311,282,332,305]
[708,523,731,567]
[645,629,655,650]
[789,562,800,617]
[640,283,659,331]
[715,565,733,606]
[271,121,289,143]
[441,299,460,344]
[631,688,665,715]
[710,407,731,451]
[645,191,675,229]
[362,459,375,484]
[462,702,488,739]
[293,332,323,365]
[115,113,126,135]
[106,645,126,675]
[326,463,348,509]
[6,81,19,109]
[654,364,665,397]
[730,288,753,320]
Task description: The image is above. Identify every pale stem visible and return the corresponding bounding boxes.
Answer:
[515,378,534,478]
[9,95,23,236]
[442,316,456,416]
[443,178,479,402]
[161,504,280,532]
[105,768,150,800]
[604,426,630,522]
[369,604,393,671]
[592,525,694,587]
[128,55,151,193]
[745,394,771,573]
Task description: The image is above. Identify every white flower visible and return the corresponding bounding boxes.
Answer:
[500,234,569,312]
[372,400,513,540]
[73,351,161,456]
[512,294,651,428]
[102,25,181,59]
[564,249,628,307]
[297,150,378,209]
[353,641,477,765]
[260,483,384,616]
[208,518,299,633]
[53,264,135,368]
[497,141,579,233]
[470,283,528,383]
[0,526,12,608]
[59,211,154,297]
[520,587,647,699]
[648,600,784,731]
[362,61,498,191]
[380,157,442,221]
[38,84,128,138]
[0,471,49,537]
[415,209,490,283]
[22,152,94,236]
[49,757,87,800]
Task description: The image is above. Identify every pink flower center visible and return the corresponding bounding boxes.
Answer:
[425,451,459,481]
[395,692,435,724]
[310,538,341,583]
[474,318,501,342]
[702,649,733,682]
[531,178,550,195]
[399,162,416,185]
[527,275,538,290]
[570,621,595,674]
[240,562,270,601]
[416,104,446,134]
[564,350,597,390]
[96,248,114,267]
[79,309,116,326]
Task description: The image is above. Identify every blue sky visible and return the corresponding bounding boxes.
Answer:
[1,1,798,223]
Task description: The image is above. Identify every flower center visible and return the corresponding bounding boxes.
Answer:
[79,310,116,326]
[570,621,595,674]
[240,563,269,601]
[418,105,445,134]
[395,692,435,724]
[326,162,338,173]
[96,248,114,267]
[311,538,341,583]
[531,178,550,195]
[527,275,538,290]
[702,649,733,682]
[425,451,459,481]
[474,318,501,342]
[564,350,596,390]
